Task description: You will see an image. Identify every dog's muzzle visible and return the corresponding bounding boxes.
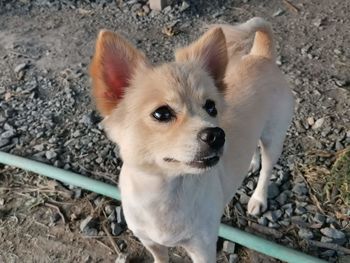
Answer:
[186,127,225,169]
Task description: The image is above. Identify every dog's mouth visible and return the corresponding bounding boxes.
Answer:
[163,153,221,169]
[187,154,220,169]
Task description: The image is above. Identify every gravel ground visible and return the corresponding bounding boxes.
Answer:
[0,0,349,262]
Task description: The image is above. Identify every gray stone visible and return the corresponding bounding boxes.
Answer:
[268,182,280,199]
[111,222,123,236]
[149,0,168,10]
[94,196,104,207]
[320,250,335,257]
[223,241,235,254]
[312,117,325,129]
[276,192,288,205]
[268,222,280,228]
[238,218,248,227]
[307,117,315,126]
[108,211,116,222]
[34,144,45,151]
[258,217,268,226]
[80,216,93,232]
[295,206,307,215]
[279,219,290,226]
[239,193,250,205]
[229,254,239,263]
[45,150,57,160]
[115,254,128,263]
[0,138,10,148]
[142,5,150,14]
[179,1,190,12]
[326,217,337,224]
[272,9,284,17]
[282,203,293,210]
[14,63,28,73]
[83,227,98,236]
[320,236,333,243]
[73,188,82,199]
[301,44,312,55]
[313,18,325,27]
[298,228,314,240]
[115,206,126,225]
[162,5,172,13]
[292,183,308,195]
[320,227,345,239]
[0,86,5,95]
[313,212,326,224]
[332,237,347,245]
[1,130,16,139]
[246,180,255,191]
[263,210,283,222]
[104,204,115,216]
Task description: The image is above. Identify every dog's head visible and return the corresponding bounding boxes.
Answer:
[90,28,228,175]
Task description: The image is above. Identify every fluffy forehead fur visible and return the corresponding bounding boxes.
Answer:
[103,62,224,174]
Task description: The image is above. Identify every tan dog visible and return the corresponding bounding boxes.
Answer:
[90,17,294,263]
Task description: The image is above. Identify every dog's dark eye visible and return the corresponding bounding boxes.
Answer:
[203,99,217,117]
[152,106,175,122]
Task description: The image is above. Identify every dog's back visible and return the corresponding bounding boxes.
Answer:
[216,19,295,210]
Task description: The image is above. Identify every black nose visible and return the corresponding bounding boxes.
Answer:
[198,127,225,150]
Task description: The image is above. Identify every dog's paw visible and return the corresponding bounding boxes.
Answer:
[248,155,260,175]
[247,194,267,216]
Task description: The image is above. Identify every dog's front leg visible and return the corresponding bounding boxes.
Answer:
[142,240,169,263]
[183,239,216,263]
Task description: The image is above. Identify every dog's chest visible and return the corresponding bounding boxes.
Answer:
[120,168,224,246]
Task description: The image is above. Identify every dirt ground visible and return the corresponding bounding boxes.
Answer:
[0,0,349,262]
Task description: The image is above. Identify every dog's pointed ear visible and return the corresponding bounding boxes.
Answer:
[175,27,228,91]
[90,30,147,117]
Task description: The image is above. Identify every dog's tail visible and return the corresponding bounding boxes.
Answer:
[211,17,275,60]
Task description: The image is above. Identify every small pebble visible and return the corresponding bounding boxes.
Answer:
[313,212,326,224]
[50,212,61,225]
[111,222,124,236]
[179,1,190,12]
[320,250,335,257]
[295,206,307,215]
[268,182,280,199]
[223,241,235,254]
[229,254,239,263]
[45,150,57,160]
[272,9,284,17]
[73,188,82,199]
[276,192,288,205]
[268,222,280,228]
[320,236,333,243]
[307,117,315,126]
[292,183,308,195]
[320,227,345,239]
[14,63,28,73]
[83,227,98,236]
[104,204,114,216]
[80,216,93,232]
[298,228,314,240]
[116,206,126,225]
[312,117,325,129]
[257,216,268,226]
[239,193,250,204]
[263,210,283,222]
[115,254,128,263]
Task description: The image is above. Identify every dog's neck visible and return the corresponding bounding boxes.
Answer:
[119,163,224,205]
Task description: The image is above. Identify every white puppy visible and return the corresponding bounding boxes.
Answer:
[90,17,294,262]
